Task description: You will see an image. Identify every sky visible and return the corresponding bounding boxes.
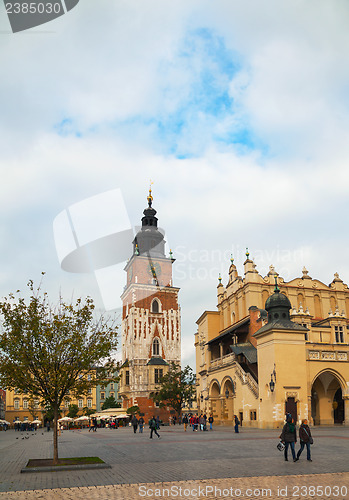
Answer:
[1,0,349,369]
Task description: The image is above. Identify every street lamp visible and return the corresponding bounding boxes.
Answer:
[269,374,275,393]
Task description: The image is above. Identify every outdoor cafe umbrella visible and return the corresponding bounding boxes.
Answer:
[75,416,90,421]
[31,419,41,424]
[58,416,74,422]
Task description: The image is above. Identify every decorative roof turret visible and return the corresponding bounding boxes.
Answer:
[254,276,308,336]
[265,276,292,323]
[132,186,166,257]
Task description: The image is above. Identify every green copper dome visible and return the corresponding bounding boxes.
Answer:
[265,290,291,311]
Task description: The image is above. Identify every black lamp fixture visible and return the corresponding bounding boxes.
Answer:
[269,365,276,393]
[200,394,204,402]
[225,389,229,399]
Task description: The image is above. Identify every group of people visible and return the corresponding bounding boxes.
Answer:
[280,415,313,462]
[184,413,213,431]
[131,415,147,433]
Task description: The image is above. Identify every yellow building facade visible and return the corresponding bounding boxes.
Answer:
[5,387,98,424]
[195,254,349,428]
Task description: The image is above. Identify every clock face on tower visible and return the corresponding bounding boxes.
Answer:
[148,262,162,278]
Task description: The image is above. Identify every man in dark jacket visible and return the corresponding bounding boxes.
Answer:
[131,415,138,434]
[234,415,240,433]
[149,416,160,439]
[280,414,297,461]
[295,419,312,461]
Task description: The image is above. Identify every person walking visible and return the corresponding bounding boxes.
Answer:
[208,414,214,431]
[131,415,138,434]
[199,414,205,431]
[182,414,188,431]
[149,416,160,439]
[138,416,145,433]
[295,419,313,462]
[234,414,240,433]
[280,414,297,462]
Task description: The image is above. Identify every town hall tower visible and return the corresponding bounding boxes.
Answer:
[118,189,181,420]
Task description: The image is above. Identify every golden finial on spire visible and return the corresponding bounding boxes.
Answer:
[147,180,153,207]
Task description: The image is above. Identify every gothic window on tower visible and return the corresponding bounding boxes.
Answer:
[152,338,160,356]
[125,370,130,385]
[152,299,160,313]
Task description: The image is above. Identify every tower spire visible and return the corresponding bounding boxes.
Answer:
[147,181,153,207]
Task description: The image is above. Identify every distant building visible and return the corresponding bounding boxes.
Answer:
[96,370,122,411]
[195,252,349,428]
[118,189,181,421]
[5,378,98,423]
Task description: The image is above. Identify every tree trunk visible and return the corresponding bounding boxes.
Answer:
[53,405,59,465]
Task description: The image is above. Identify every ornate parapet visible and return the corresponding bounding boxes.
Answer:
[307,350,347,361]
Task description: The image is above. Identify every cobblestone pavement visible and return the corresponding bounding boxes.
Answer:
[0,425,348,499]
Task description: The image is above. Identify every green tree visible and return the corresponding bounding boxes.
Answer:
[82,407,95,416]
[0,279,118,464]
[102,396,120,410]
[67,404,79,419]
[28,398,38,421]
[44,404,61,423]
[151,363,195,416]
[126,405,140,416]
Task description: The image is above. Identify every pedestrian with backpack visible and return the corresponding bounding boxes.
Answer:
[149,416,160,439]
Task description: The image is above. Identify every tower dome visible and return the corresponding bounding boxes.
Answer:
[265,278,291,323]
[133,187,166,257]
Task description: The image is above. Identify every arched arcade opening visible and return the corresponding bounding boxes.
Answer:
[311,370,345,425]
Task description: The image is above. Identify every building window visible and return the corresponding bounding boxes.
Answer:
[87,399,92,408]
[78,399,83,408]
[250,411,257,421]
[335,326,344,343]
[110,383,114,390]
[155,401,160,407]
[110,392,114,398]
[152,299,160,313]
[101,392,105,400]
[23,399,28,409]
[125,371,130,385]
[155,368,163,384]
[152,338,160,356]
[14,399,20,410]
[88,388,92,394]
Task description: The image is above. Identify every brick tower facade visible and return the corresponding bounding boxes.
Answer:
[118,189,181,421]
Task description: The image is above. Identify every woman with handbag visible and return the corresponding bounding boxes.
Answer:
[295,419,313,462]
[280,414,297,461]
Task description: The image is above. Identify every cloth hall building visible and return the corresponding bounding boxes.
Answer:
[195,252,349,428]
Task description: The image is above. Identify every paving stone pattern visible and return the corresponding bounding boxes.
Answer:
[0,425,348,499]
